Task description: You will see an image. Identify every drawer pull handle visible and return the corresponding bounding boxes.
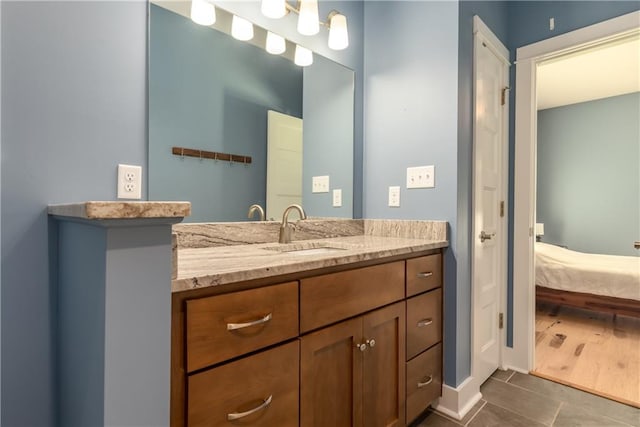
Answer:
[417,318,433,327]
[417,376,433,388]
[227,313,273,331]
[417,272,433,278]
[227,395,273,421]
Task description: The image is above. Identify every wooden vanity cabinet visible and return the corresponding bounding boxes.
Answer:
[300,302,406,427]
[172,250,444,427]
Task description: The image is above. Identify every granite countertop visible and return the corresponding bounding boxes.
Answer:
[48,201,191,219]
[173,234,447,293]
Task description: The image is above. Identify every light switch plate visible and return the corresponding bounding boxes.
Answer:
[407,165,435,189]
[388,186,400,207]
[312,175,330,193]
[333,189,342,207]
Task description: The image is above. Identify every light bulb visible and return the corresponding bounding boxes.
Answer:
[261,0,287,19]
[266,32,286,55]
[297,0,319,36]
[190,0,216,26]
[231,15,254,41]
[328,13,348,50]
[294,45,313,66]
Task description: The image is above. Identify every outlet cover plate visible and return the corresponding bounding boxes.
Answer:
[388,186,400,207]
[117,164,142,199]
[332,189,342,207]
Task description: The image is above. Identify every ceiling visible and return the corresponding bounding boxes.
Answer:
[537,34,640,110]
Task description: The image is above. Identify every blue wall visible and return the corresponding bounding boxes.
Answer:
[363,1,465,386]
[303,56,354,218]
[537,93,640,257]
[149,4,303,222]
[1,2,147,425]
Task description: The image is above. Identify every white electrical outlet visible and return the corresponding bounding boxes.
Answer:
[117,164,142,199]
[333,189,342,207]
[407,165,435,189]
[388,186,400,207]
[312,175,330,193]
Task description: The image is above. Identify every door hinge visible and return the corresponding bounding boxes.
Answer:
[501,87,510,106]
[500,201,504,218]
[499,313,504,329]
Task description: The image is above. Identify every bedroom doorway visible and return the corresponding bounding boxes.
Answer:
[512,11,640,407]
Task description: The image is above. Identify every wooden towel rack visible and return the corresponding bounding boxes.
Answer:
[172,146,252,164]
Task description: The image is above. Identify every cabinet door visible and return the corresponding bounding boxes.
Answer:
[363,302,406,427]
[300,317,363,427]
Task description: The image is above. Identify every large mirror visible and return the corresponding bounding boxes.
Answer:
[149,1,355,222]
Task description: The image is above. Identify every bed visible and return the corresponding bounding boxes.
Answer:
[535,242,640,317]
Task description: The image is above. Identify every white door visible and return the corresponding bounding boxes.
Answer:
[472,17,509,386]
[266,110,303,221]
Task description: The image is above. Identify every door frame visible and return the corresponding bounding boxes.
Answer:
[509,10,640,372]
[471,15,510,381]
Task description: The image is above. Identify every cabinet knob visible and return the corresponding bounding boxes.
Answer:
[366,339,376,348]
[355,343,367,352]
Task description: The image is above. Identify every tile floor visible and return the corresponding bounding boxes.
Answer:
[412,370,640,427]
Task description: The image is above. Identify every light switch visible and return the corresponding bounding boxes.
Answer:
[388,186,400,207]
[407,165,435,189]
[312,175,330,193]
[333,189,342,207]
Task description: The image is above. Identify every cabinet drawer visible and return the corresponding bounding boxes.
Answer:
[188,341,299,427]
[406,343,442,423]
[186,282,298,372]
[300,262,405,333]
[406,254,442,297]
[406,288,442,360]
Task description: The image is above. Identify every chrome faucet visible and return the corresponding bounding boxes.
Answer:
[279,204,307,243]
[247,204,265,221]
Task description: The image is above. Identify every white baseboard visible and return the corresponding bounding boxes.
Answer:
[433,376,482,420]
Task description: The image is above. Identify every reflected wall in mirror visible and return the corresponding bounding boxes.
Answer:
[149,1,354,222]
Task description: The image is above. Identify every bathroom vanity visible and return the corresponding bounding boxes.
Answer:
[171,221,447,427]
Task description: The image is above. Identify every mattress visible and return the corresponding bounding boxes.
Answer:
[535,242,640,301]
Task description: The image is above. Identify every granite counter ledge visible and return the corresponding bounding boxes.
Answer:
[172,235,448,293]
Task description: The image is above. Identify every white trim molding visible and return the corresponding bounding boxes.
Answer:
[511,10,640,374]
[434,376,482,421]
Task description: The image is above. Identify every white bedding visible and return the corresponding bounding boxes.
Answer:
[535,242,640,301]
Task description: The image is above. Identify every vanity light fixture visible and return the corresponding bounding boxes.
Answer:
[297,0,320,36]
[190,0,216,26]
[231,15,254,41]
[260,0,349,51]
[266,32,286,55]
[261,0,287,19]
[294,45,313,66]
[327,11,348,50]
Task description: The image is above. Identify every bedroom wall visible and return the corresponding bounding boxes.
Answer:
[537,92,640,257]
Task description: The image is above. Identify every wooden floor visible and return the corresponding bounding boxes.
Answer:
[534,302,640,408]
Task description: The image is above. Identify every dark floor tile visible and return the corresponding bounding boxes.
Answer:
[468,402,546,427]
[508,373,640,426]
[413,411,462,427]
[480,378,561,425]
[553,403,630,427]
[490,369,514,382]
